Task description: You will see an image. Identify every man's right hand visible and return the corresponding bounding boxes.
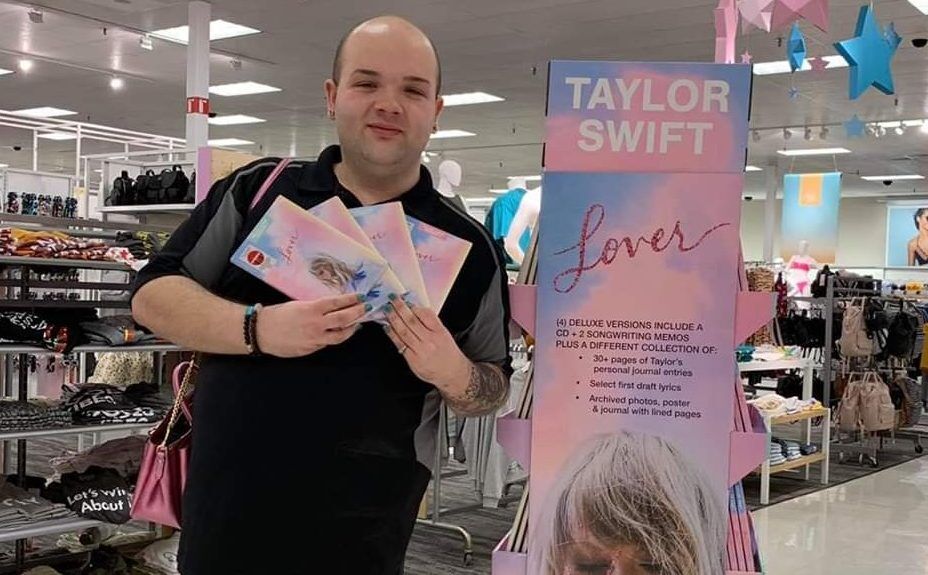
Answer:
[255,294,369,358]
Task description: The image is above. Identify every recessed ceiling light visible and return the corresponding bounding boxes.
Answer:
[139,34,153,51]
[861,175,925,181]
[0,163,8,168]
[208,114,266,126]
[442,92,505,106]
[777,147,851,156]
[38,132,77,141]
[208,138,254,147]
[909,1,928,15]
[745,165,763,172]
[209,81,281,97]
[0,67,12,76]
[18,59,34,72]
[752,55,848,75]
[151,19,261,44]
[13,107,77,118]
[28,9,43,24]
[431,129,476,139]
[109,77,125,90]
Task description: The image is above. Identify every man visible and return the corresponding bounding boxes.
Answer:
[131,16,512,575]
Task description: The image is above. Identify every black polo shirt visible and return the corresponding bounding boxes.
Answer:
[132,146,512,574]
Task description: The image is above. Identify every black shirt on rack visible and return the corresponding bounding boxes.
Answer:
[131,146,512,575]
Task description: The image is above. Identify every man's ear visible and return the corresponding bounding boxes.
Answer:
[324,79,338,118]
[434,95,445,126]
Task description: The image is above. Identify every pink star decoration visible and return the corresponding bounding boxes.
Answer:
[741,50,754,64]
[771,0,829,33]
[807,56,828,74]
[738,0,774,32]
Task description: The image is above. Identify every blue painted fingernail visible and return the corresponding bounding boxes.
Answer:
[357,293,366,302]
[364,303,373,312]
[388,293,397,301]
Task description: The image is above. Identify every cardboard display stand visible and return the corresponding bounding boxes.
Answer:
[494,61,771,575]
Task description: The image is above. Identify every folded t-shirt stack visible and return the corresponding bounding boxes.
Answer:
[771,438,815,462]
[51,435,147,482]
[60,384,164,425]
[0,399,71,432]
[768,442,787,466]
[0,479,74,532]
[0,308,98,353]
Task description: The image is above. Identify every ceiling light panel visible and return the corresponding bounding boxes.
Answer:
[208,138,255,146]
[208,114,266,126]
[13,107,77,118]
[752,55,847,76]
[38,132,77,141]
[0,68,12,76]
[209,81,281,97]
[908,1,928,15]
[431,129,476,139]
[508,175,543,181]
[151,19,261,44]
[861,175,925,181]
[776,147,851,156]
[745,165,763,172]
[442,92,505,106]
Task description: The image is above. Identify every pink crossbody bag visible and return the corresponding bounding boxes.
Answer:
[131,159,292,528]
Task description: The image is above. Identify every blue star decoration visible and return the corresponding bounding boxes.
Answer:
[884,22,902,51]
[788,86,800,100]
[844,114,865,138]
[834,5,900,100]
[787,22,807,72]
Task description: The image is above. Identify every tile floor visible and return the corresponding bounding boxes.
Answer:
[755,457,928,574]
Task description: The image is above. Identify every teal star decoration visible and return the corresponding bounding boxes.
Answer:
[844,114,865,138]
[834,5,898,100]
[787,22,807,72]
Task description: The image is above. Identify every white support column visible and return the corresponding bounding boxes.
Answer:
[185,1,210,149]
[763,163,778,262]
[75,125,82,180]
[32,131,38,172]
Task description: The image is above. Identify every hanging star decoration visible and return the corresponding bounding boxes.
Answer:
[884,22,902,51]
[833,5,900,100]
[787,22,807,72]
[715,0,739,64]
[807,56,828,74]
[738,0,774,32]
[771,0,829,33]
[741,50,753,64]
[788,86,800,100]
[844,114,865,138]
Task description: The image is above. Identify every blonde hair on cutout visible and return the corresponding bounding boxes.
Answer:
[529,431,727,575]
[309,254,356,292]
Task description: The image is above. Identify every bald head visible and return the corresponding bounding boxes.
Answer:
[332,16,442,97]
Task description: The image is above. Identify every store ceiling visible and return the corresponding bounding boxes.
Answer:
[0,0,925,199]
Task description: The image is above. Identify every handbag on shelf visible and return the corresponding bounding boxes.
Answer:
[158,165,191,203]
[108,171,136,206]
[135,170,160,204]
[130,358,195,528]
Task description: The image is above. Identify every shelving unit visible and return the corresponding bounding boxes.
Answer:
[0,212,176,234]
[756,407,831,505]
[739,357,814,399]
[0,215,182,570]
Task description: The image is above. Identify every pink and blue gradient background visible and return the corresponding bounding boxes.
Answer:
[530,61,751,545]
[545,61,751,174]
[531,172,742,515]
[407,217,472,313]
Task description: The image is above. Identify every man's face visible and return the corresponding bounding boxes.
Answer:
[325,24,443,174]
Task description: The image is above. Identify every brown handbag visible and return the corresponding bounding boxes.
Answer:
[129,358,196,528]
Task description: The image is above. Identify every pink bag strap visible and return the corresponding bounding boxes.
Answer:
[248,158,292,211]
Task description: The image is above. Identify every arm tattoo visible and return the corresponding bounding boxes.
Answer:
[445,362,510,417]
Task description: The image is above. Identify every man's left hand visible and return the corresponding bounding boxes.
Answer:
[383,295,470,386]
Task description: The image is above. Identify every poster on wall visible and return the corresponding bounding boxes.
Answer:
[780,172,841,263]
[529,60,750,574]
[886,204,928,267]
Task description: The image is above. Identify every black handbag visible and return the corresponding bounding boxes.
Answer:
[107,171,136,206]
[135,170,160,204]
[158,165,190,203]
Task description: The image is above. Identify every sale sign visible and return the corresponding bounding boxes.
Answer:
[528,62,751,575]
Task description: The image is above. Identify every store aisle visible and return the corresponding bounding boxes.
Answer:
[755,457,928,574]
